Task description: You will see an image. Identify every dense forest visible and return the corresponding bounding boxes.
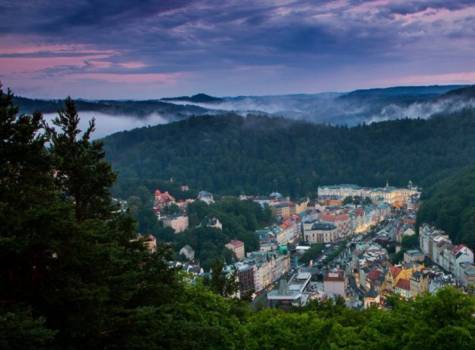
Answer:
[1,87,475,349]
[418,165,475,249]
[105,110,475,198]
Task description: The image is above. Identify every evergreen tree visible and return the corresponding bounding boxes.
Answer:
[48,97,116,221]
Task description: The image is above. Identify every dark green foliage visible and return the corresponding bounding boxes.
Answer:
[299,244,325,264]
[48,97,117,221]
[104,111,475,200]
[418,165,475,249]
[0,88,179,348]
[204,260,239,297]
[0,308,56,350]
[402,234,419,250]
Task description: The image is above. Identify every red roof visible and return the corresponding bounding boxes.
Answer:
[452,244,465,254]
[155,189,175,203]
[320,213,350,222]
[389,266,402,279]
[227,240,244,248]
[367,269,383,281]
[395,278,411,291]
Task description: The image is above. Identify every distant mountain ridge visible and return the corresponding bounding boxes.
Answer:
[13,84,474,127]
[161,93,223,103]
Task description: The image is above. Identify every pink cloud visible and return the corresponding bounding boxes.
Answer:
[118,61,148,69]
[390,71,475,85]
[69,72,184,84]
[0,55,112,74]
[393,6,475,25]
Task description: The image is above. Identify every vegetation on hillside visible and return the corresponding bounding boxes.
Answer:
[173,198,273,269]
[418,165,475,249]
[105,111,475,199]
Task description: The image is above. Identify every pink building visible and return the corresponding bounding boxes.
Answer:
[163,215,189,233]
[226,240,245,260]
[153,189,175,214]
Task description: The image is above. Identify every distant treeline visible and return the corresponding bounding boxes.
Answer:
[104,111,475,197]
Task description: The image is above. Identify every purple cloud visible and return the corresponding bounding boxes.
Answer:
[0,0,473,98]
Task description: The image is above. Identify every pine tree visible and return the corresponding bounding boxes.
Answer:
[48,97,116,221]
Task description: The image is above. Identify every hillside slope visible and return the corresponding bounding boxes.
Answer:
[104,109,475,197]
[418,165,475,249]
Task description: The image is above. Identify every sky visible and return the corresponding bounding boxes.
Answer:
[0,0,474,99]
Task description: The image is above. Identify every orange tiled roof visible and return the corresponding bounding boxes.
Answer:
[395,278,410,291]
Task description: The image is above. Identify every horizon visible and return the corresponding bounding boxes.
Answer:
[1,1,474,99]
[9,83,469,101]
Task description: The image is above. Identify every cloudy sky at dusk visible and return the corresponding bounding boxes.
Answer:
[0,0,474,99]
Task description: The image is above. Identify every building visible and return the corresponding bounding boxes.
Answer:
[279,218,300,244]
[394,278,411,299]
[236,263,255,296]
[179,244,195,261]
[236,251,290,293]
[410,271,429,297]
[267,272,312,308]
[318,184,420,207]
[270,201,294,219]
[153,189,176,217]
[460,263,475,287]
[295,198,309,214]
[226,240,245,260]
[144,234,157,253]
[163,215,189,233]
[404,249,425,264]
[363,289,381,309]
[304,222,339,244]
[419,224,475,284]
[319,212,352,238]
[197,191,214,204]
[324,269,346,298]
[205,216,223,230]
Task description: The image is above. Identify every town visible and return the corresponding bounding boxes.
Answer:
[139,181,475,309]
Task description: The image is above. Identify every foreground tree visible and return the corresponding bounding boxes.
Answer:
[47,97,116,221]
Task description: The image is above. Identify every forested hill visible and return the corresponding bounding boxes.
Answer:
[418,165,475,249]
[104,109,475,199]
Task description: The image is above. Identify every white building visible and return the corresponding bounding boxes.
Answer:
[324,269,346,298]
[304,222,339,244]
[419,224,475,285]
[197,191,214,204]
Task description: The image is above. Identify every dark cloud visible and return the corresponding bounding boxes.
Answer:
[0,0,474,98]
